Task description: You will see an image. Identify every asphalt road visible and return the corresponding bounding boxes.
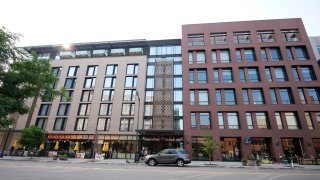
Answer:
[0,161,320,180]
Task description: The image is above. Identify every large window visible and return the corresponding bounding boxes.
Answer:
[269,89,278,104]
[197,69,208,83]
[301,67,316,81]
[57,104,70,116]
[275,112,283,129]
[38,104,51,116]
[102,89,115,101]
[84,77,96,88]
[218,113,224,129]
[281,29,299,42]
[212,50,217,63]
[261,49,267,61]
[196,51,206,64]
[174,77,183,88]
[214,69,220,83]
[274,67,288,81]
[227,112,239,129]
[279,88,294,104]
[67,66,79,76]
[190,90,195,105]
[123,89,136,101]
[127,64,139,74]
[189,70,194,84]
[53,118,67,131]
[125,76,137,87]
[224,89,236,105]
[265,68,272,82]
[146,78,154,88]
[97,118,110,131]
[145,91,153,102]
[191,113,196,129]
[173,104,183,116]
[236,50,242,62]
[174,64,182,75]
[75,118,88,131]
[247,68,260,82]
[199,112,211,129]
[287,48,293,60]
[199,90,209,105]
[188,34,204,46]
[252,89,265,104]
[144,119,153,130]
[210,33,227,44]
[308,88,320,104]
[52,67,61,77]
[104,77,116,88]
[244,49,256,62]
[106,65,118,75]
[298,88,306,104]
[147,65,155,76]
[81,90,94,102]
[234,32,250,44]
[295,47,309,60]
[222,69,233,83]
[86,65,98,76]
[246,113,253,130]
[255,112,269,129]
[242,89,249,105]
[99,103,112,116]
[174,90,183,102]
[257,31,275,42]
[269,48,282,61]
[144,105,153,116]
[285,112,300,129]
[188,52,193,64]
[78,103,91,116]
[216,90,222,105]
[121,103,135,116]
[239,68,245,82]
[64,78,77,89]
[119,118,134,131]
[35,118,47,129]
[220,50,230,63]
[292,67,300,81]
[304,112,314,130]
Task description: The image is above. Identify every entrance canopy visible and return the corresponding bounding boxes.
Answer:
[136,130,183,136]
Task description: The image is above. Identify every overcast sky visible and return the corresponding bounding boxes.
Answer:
[1,0,319,46]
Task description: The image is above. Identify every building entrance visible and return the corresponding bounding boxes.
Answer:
[220,137,241,161]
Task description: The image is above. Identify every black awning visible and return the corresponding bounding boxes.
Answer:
[136,129,183,136]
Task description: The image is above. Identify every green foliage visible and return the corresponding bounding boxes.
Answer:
[18,125,45,150]
[202,134,218,164]
[0,26,67,127]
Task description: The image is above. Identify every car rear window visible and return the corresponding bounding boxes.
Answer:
[178,150,188,154]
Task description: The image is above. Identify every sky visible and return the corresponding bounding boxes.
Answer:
[1,0,319,46]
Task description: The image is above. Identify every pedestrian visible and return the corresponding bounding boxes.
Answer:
[10,146,15,156]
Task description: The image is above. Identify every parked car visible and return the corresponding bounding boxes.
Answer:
[144,149,191,167]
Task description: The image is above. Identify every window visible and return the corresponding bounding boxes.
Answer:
[86,65,98,76]
[196,51,206,64]
[53,118,67,131]
[120,118,134,131]
[174,90,183,102]
[67,66,79,76]
[125,76,137,87]
[57,104,70,116]
[282,29,299,42]
[78,103,91,116]
[236,50,242,62]
[197,69,207,83]
[214,69,219,83]
[301,67,316,81]
[144,105,153,116]
[252,89,265,104]
[225,89,236,105]
[298,88,306,104]
[220,50,230,63]
[222,69,233,83]
[75,118,88,131]
[149,46,181,55]
[190,90,195,105]
[246,113,253,129]
[242,89,249,105]
[145,91,153,102]
[122,103,135,116]
[199,90,209,105]
[316,112,320,129]
[257,31,275,42]
[64,78,77,89]
[274,67,287,81]
[244,49,256,62]
[285,112,300,129]
[227,112,239,129]
[147,65,155,76]
[97,118,110,131]
[200,112,211,129]
[106,65,118,75]
[174,104,183,116]
[304,112,314,130]
[188,52,193,64]
[234,32,250,44]
[269,89,278,104]
[35,118,47,129]
[174,64,182,75]
[265,68,272,82]
[52,67,61,77]
[99,103,112,116]
[239,68,245,82]
[144,119,153,130]
[248,68,260,82]
[216,90,222,105]
[102,89,115,101]
[191,113,196,129]
[60,90,74,102]
[104,77,116,88]
[210,33,227,44]
[81,90,93,102]
[188,34,204,46]
[84,77,96,88]
[256,112,269,129]
[275,112,283,129]
[287,48,293,60]
[260,49,268,62]
[269,48,282,61]
[38,104,51,116]
[189,70,194,84]
[279,88,294,104]
[146,78,154,88]
[174,77,182,88]
[127,64,139,74]
[295,47,309,60]
[212,50,217,63]
[218,113,224,129]
[308,88,320,104]
[123,89,136,101]
[292,67,300,81]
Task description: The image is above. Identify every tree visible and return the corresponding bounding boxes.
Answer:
[18,125,45,150]
[0,27,66,127]
[202,134,218,165]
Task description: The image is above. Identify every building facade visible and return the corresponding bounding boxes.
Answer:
[309,36,320,61]
[182,18,320,161]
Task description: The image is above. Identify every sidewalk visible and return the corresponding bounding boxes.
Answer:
[1,156,320,170]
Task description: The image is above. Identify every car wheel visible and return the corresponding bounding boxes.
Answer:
[148,159,157,166]
[177,159,184,167]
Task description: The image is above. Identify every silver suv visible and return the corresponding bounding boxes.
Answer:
[144,149,191,167]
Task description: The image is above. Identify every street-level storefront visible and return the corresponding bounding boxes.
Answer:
[281,138,303,158]
[313,138,320,156]
[220,137,241,161]
[250,137,272,160]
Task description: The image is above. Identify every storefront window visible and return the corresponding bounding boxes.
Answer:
[220,137,240,161]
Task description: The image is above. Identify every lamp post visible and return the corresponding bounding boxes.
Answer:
[0,125,13,158]
[134,91,141,162]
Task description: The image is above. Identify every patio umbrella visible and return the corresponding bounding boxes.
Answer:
[102,142,109,152]
[39,143,45,150]
[54,141,59,151]
[74,141,79,151]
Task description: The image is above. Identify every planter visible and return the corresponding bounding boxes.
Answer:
[52,156,58,160]
[247,160,256,166]
[58,155,68,160]
[241,161,248,166]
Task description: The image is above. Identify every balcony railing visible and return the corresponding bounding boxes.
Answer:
[59,51,75,59]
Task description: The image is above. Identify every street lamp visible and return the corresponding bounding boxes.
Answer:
[0,125,13,158]
[134,91,141,162]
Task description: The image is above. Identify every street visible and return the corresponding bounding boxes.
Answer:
[0,161,319,180]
